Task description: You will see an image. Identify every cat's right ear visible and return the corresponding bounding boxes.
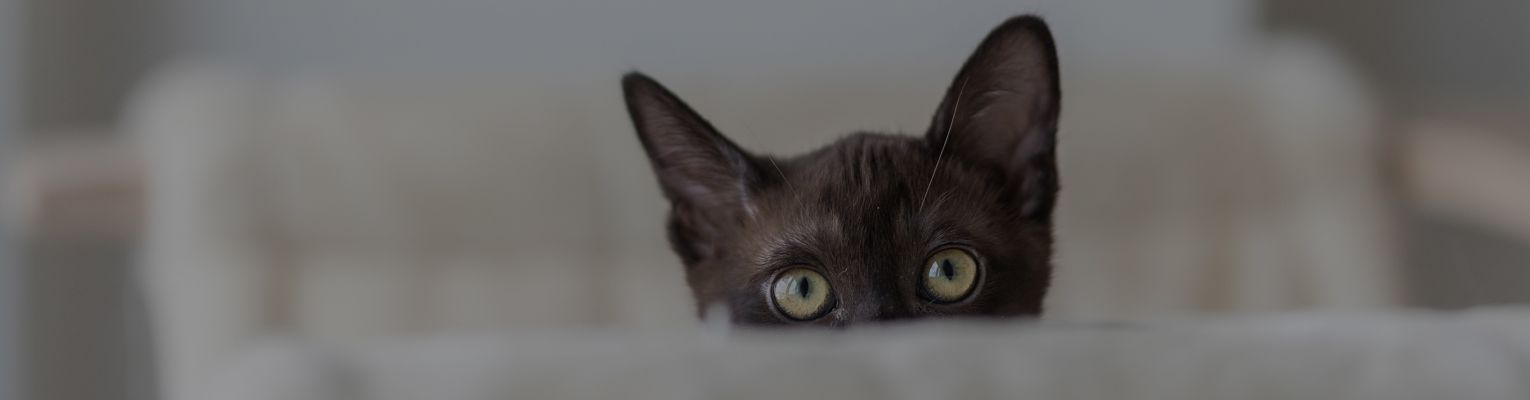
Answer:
[926,15,1061,222]
[623,72,763,262]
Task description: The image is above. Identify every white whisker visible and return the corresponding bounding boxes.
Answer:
[768,156,795,196]
[919,76,970,212]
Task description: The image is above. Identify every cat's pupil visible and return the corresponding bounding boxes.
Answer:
[940,259,956,280]
[796,276,811,298]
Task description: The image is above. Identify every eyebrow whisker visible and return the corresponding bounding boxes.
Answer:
[919,76,969,212]
[768,156,796,197]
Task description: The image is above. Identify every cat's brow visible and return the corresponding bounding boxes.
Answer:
[919,76,970,212]
[757,245,817,270]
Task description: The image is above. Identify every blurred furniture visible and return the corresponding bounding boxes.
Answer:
[1402,120,1530,251]
[3,135,142,241]
[131,67,696,400]
[1,134,150,400]
[133,35,1402,399]
[1396,113,1530,307]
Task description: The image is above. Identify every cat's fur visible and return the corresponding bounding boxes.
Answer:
[623,15,1060,326]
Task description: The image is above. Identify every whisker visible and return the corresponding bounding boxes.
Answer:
[919,76,970,212]
[768,156,796,197]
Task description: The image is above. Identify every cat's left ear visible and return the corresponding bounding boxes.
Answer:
[927,15,1061,221]
[624,72,767,263]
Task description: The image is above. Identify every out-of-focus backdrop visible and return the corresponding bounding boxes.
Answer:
[1,1,1527,399]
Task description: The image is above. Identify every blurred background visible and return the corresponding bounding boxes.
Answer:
[1,0,1527,399]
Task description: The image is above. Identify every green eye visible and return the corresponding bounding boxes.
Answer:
[770,268,835,321]
[921,249,980,303]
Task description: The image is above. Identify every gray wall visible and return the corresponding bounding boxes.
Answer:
[24,0,158,132]
[1,0,21,395]
[154,0,1253,77]
[1,0,20,392]
[10,0,1256,134]
[21,0,1257,131]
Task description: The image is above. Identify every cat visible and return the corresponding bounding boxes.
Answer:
[622,15,1060,326]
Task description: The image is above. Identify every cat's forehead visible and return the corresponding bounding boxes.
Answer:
[790,133,935,192]
[741,131,1017,276]
[761,132,1005,231]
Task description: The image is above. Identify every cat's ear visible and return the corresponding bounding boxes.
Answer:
[927,15,1061,221]
[623,72,764,262]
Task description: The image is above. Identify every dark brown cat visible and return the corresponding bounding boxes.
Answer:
[623,15,1060,326]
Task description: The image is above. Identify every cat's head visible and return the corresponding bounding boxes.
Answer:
[623,15,1060,326]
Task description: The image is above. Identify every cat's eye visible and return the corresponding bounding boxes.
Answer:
[921,248,981,303]
[770,268,835,321]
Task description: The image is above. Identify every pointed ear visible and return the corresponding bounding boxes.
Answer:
[623,72,763,262]
[927,15,1061,221]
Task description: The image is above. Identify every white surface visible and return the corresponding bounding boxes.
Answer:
[199,309,1530,400]
[134,36,1397,400]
